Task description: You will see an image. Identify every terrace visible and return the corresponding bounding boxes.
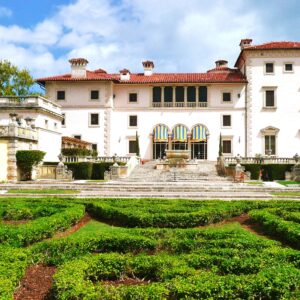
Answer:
[0,124,38,141]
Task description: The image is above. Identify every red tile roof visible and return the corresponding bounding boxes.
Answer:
[235,41,300,67]
[62,136,92,146]
[37,68,246,85]
[245,41,300,50]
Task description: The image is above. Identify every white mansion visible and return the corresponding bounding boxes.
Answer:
[37,39,300,161]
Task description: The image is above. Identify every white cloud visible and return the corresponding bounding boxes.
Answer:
[0,6,12,17]
[0,0,266,77]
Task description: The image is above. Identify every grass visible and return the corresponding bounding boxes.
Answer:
[277,180,300,186]
[7,189,80,194]
[272,191,300,197]
[245,181,263,185]
[86,179,107,183]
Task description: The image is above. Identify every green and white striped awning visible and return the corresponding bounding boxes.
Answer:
[192,125,207,141]
[153,124,169,142]
[172,125,188,142]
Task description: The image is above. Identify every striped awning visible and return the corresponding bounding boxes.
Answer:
[172,125,188,142]
[191,125,207,141]
[153,124,169,142]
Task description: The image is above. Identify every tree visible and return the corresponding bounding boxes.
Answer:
[218,133,223,157]
[0,60,35,96]
[135,131,140,157]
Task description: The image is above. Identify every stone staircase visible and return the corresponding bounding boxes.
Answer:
[119,161,228,182]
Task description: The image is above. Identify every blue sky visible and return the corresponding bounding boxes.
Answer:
[0,0,299,78]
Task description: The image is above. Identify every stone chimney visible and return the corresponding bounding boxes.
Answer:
[215,60,228,68]
[69,58,89,78]
[142,60,154,76]
[119,68,131,81]
[239,39,253,50]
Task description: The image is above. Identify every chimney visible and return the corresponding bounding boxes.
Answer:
[69,58,89,78]
[119,68,131,81]
[215,60,228,68]
[239,39,253,50]
[142,60,154,76]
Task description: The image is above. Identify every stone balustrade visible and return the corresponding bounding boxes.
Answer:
[0,96,61,115]
[0,125,38,141]
[63,156,131,163]
[224,156,297,165]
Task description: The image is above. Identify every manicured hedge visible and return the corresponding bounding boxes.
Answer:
[86,200,253,228]
[0,204,85,247]
[0,246,29,299]
[229,164,294,180]
[52,253,300,300]
[249,209,300,248]
[65,162,126,179]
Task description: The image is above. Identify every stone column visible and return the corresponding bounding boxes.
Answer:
[187,133,192,160]
[7,138,18,182]
[168,132,172,150]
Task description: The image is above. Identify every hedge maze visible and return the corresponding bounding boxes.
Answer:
[0,198,300,299]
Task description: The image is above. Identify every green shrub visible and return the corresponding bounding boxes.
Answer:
[16,150,45,180]
[242,164,261,180]
[65,162,93,179]
[261,164,294,181]
[61,148,92,157]
[0,204,85,247]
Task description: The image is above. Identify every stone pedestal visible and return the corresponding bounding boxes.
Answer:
[7,139,18,182]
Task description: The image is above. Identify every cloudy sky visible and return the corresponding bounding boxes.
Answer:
[0,0,299,78]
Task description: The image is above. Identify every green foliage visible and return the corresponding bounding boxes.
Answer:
[250,209,300,248]
[0,246,30,299]
[86,199,254,228]
[0,204,85,247]
[0,198,299,299]
[0,60,35,96]
[135,131,140,157]
[61,148,92,157]
[242,164,261,180]
[65,162,126,180]
[218,132,223,157]
[16,150,45,180]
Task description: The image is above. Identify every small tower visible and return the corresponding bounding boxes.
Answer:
[142,60,154,76]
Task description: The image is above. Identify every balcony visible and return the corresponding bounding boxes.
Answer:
[0,96,61,115]
[0,125,38,141]
[152,101,208,108]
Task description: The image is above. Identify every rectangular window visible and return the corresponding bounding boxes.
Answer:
[129,115,137,127]
[90,113,99,126]
[153,87,161,102]
[73,135,81,140]
[61,113,65,126]
[284,63,293,72]
[129,140,136,154]
[187,86,196,102]
[222,92,231,102]
[222,140,232,154]
[265,63,274,74]
[57,91,65,100]
[92,144,97,151]
[265,135,276,155]
[199,86,207,102]
[265,90,275,107]
[44,119,48,129]
[91,90,99,100]
[164,87,173,102]
[129,93,138,103]
[222,115,231,127]
[175,86,184,102]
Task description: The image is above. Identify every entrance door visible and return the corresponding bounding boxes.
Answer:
[172,142,188,150]
[153,142,168,159]
[191,142,207,159]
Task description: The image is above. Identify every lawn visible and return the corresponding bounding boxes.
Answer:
[272,191,300,197]
[277,180,300,186]
[0,198,299,299]
[7,189,80,194]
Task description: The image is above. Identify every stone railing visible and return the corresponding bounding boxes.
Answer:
[0,125,38,141]
[224,156,297,165]
[63,156,131,163]
[0,96,61,115]
[152,102,208,108]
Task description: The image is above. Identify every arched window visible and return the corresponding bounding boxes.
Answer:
[172,124,188,150]
[152,124,169,159]
[191,124,209,159]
